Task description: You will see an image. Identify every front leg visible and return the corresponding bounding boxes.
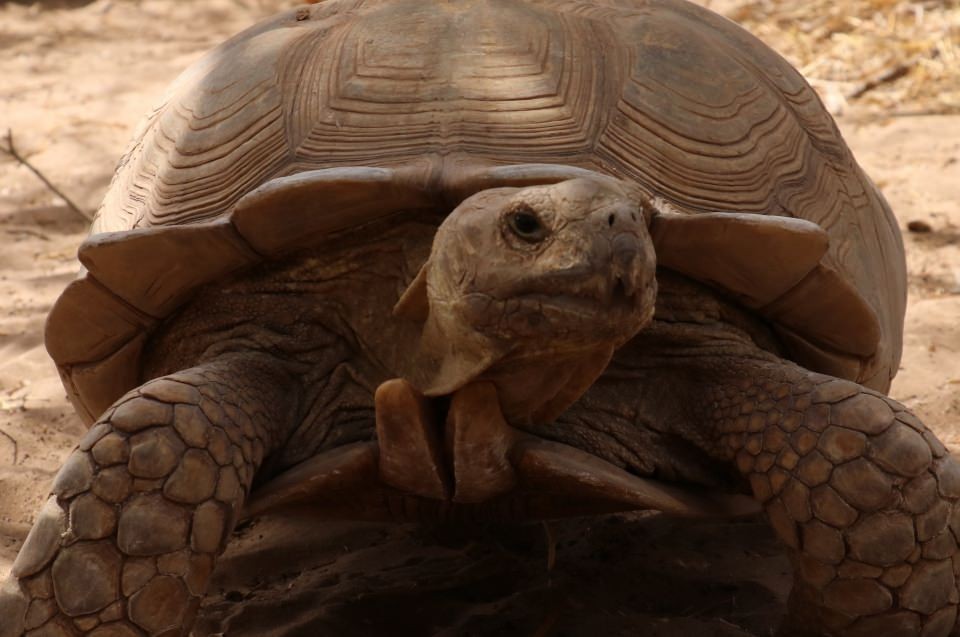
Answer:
[695,358,960,636]
[0,353,297,637]
[545,331,960,637]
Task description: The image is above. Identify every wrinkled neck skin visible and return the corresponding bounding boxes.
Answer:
[412,289,639,425]
[478,344,617,425]
[398,302,625,425]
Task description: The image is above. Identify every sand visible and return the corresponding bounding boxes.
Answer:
[0,1,957,634]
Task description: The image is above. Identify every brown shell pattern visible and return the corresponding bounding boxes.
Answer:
[55,0,906,421]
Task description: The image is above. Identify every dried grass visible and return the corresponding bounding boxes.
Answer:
[713,0,960,117]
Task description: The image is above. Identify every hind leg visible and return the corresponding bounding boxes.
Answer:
[0,353,297,637]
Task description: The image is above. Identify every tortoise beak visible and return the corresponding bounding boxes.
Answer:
[610,232,644,300]
[588,203,656,308]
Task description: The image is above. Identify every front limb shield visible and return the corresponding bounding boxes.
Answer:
[696,361,960,636]
[0,353,297,637]
[547,327,960,637]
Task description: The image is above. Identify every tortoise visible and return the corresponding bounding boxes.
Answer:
[2,0,959,635]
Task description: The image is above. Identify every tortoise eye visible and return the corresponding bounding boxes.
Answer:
[507,207,547,242]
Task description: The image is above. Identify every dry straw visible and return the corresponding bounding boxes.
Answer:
[712,0,960,118]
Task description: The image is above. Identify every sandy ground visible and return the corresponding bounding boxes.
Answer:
[0,1,957,635]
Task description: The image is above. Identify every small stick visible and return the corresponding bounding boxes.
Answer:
[542,520,557,572]
[846,48,940,101]
[0,428,18,465]
[846,63,913,100]
[890,108,957,118]
[0,128,92,222]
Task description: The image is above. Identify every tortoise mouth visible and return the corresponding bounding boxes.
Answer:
[520,275,644,311]
[500,258,647,304]
[462,271,655,341]
[517,287,641,316]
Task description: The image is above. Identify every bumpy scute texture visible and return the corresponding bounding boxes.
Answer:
[1,355,292,637]
[709,367,960,637]
[50,0,906,429]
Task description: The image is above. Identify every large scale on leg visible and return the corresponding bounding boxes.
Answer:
[2,1,956,636]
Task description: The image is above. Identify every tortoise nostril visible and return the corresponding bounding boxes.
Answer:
[608,213,616,227]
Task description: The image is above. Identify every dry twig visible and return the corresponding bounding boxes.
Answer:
[725,0,960,117]
[847,49,939,100]
[0,428,18,465]
[0,128,92,222]
[542,521,557,572]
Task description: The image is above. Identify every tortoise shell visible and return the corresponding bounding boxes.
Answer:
[47,0,906,424]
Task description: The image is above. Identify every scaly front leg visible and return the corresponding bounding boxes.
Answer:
[693,358,960,636]
[542,332,960,636]
[0,353,297,637]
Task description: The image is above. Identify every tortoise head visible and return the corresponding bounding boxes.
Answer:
[431,178,657,343]
[395,177,657,421]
